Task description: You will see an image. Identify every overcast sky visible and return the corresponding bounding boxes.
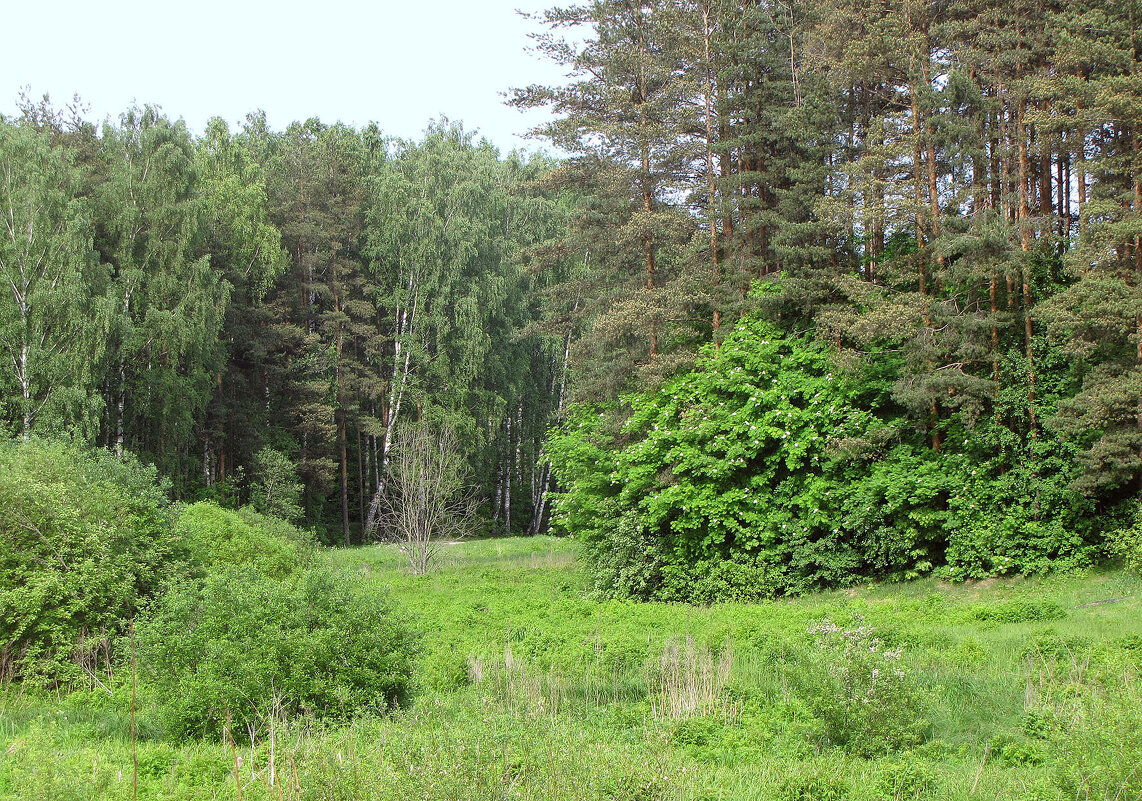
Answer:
[0,0,568,152]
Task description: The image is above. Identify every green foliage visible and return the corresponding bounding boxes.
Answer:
[1111,503,1142,576]
[0,121,110,439]
[140,500,402,741]
[549,320,880,600]
[775,770,850,801]
[966,600,1065,625]
[4,538,1142,800]
[550,311,1109,601]
[0,440,174,685]
[97,106,231,484]
[136,564,417,742]
[942,465,1099,579]
[247,446,304,523]
[836,447,957,580]
[876,758,937,799]
[938,344,1102,579]
[173,501,313,579]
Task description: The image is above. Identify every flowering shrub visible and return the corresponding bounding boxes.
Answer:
[791,617,927,756]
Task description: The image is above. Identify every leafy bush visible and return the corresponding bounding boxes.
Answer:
[173,501,314,578]
[682,554,784,605]
[775,768,850,801]
[942,345,1101,579]
[548,316,1104,602]
[790,618,927,757]
[547,322,879,601]
[136,564,417,741]
[0,440,175,685]
[1111,502,1142,575]
[943,452,1099,579]
[835,449,956,580]
[876,758,937,799]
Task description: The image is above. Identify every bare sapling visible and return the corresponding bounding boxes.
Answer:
[372,422,477,574]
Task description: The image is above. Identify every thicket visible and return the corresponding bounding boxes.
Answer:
[0,439,417,740]
[0,440,175,685]
[505,0,1142,596]
[136,565,416,741]
[174,501,315,579]
[548,317,1104,602]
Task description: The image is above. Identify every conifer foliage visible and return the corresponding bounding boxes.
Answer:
[531,0,1141,595]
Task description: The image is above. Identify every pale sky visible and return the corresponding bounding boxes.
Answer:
[0,0,569,152]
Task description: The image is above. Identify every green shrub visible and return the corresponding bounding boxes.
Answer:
[684,555,784,605]
[943,378,1100,581]
[1052,694,1142,801]
[0,440,175,685]
[173,501,314,578]
[775,768,851,801]
[987,733,1047,766]
[547,322,880,601]
[136,564,417,741]
[790,618,928,757]
[548,309,1107,600]
[1111,503,1142,575]
[876,758,937,799]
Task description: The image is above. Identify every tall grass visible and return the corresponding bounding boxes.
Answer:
[650,636,738,722]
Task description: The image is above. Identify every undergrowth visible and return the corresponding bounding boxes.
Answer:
[1,536,1140,800]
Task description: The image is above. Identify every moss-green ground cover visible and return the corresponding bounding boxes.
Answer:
[3,536,1140,800]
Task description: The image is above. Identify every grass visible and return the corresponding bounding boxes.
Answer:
[2,536,1142,800]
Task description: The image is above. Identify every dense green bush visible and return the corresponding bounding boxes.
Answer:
[966,599,1065,624]
[136,564,417,741]
[548,317,1103,602]
[943,451,1099,579]
[0,440,176,685]
[1111,503,1142,575]
[173,501,314,578]
[548,321,878,600]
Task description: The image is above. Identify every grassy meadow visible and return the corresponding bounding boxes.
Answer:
[2,535,1141,800]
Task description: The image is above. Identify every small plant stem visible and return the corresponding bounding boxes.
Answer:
[130,620,137,801]
[969,742,990,795]
[227,710,244,801]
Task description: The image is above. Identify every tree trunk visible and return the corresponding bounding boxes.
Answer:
[339,411,350,546]
[503,413,512,537]
[1016,96,1038,435]
[701,1,721,336]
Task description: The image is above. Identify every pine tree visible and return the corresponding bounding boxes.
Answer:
[513,0,700,395]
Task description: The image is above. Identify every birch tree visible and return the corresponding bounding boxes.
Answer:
[0,121,108,440]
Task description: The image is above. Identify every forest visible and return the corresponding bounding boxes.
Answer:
[2,0,1142,798]
[3,0,1141,578]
